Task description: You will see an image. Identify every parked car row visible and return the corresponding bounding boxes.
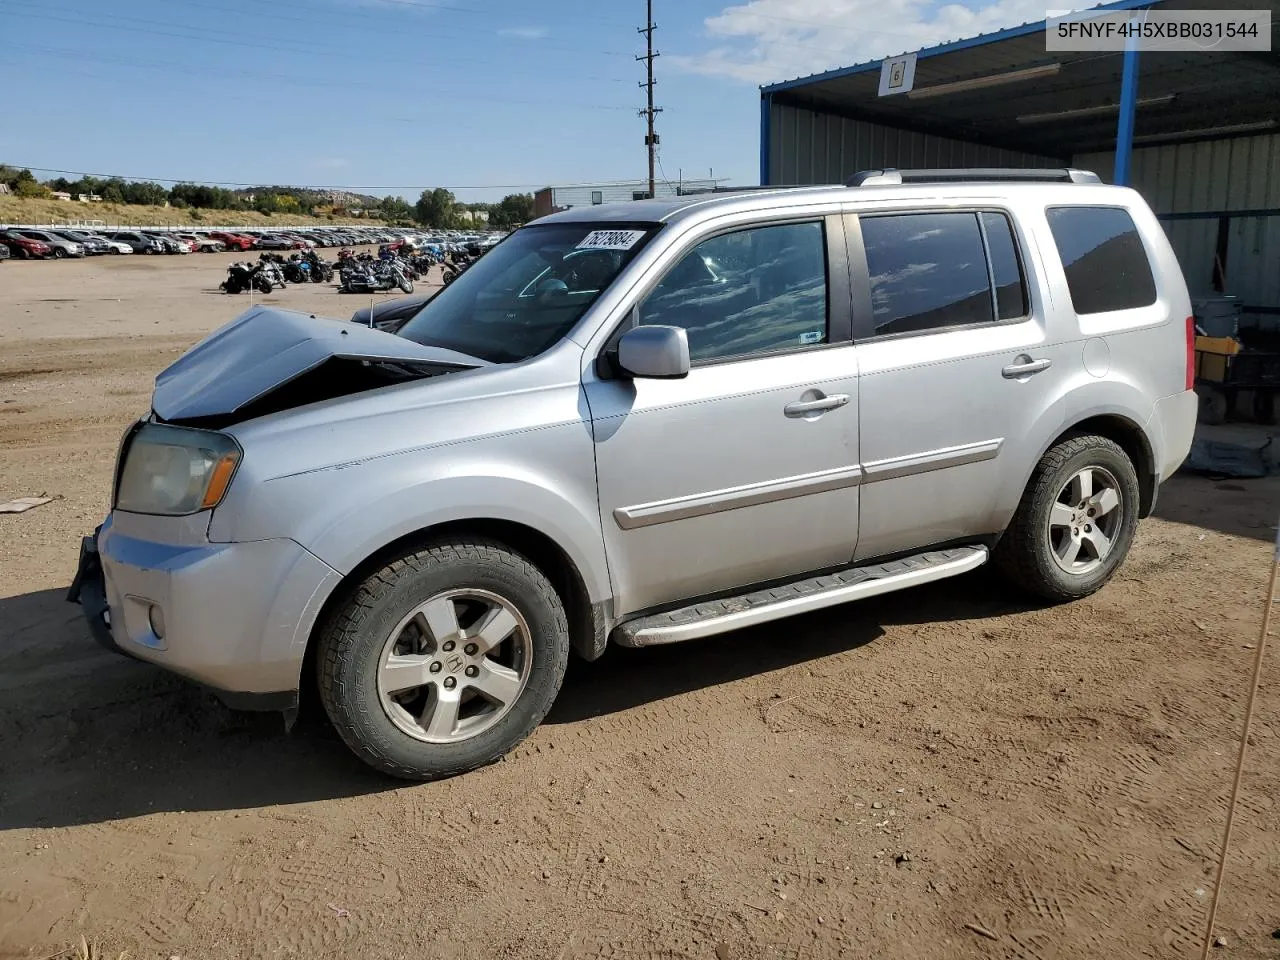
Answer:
[0,225,508,260]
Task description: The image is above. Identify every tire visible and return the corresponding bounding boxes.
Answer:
[1252,390,1277,426]
[316,538,570,781]
[1197,386,1228,425]
[993,435,1140,602]
[53,247,67,259]
[398,277,414,294]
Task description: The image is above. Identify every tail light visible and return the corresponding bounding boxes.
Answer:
[1185,315,1196,391]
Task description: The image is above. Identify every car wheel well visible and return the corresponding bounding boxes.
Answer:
[300,519,602,723]
[1051,414,1156,517]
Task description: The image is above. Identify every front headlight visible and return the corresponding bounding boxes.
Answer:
[115,423,241,516]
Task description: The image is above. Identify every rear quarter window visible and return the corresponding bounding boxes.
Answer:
[1045,206,1157,315]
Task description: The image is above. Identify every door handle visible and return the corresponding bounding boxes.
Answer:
[1002,356,1052,379]
[784,393,850,417]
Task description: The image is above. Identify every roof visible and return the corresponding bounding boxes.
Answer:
[532,178,1140,229]
[762,0,1280,156]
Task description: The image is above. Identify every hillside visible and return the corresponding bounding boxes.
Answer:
[0,196,388,228]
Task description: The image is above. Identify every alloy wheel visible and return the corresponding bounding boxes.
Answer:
[376,588,532,744]
[1047,466,1124,575]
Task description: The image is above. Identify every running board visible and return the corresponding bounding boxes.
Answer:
[612,546,988,648]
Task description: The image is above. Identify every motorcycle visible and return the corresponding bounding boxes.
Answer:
[220,261,276,294]
[303,248,335,283]
[259,257,288,290]
[339,258,414,295]
[441,253,476,287]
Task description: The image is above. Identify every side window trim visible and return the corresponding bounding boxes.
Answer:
[596,213,852,377]
[847,207,1032,344]
[976,213,1001,325]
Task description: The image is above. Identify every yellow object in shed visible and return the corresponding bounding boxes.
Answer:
[1195,336,1241,356]
[1194,335,1242,383]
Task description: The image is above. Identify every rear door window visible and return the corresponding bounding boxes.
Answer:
[858,211,1028,337]
[1045,206,1157,314]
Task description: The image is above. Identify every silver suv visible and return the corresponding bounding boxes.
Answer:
[70,169,1197,780]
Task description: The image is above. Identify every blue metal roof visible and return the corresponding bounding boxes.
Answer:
[760,0,1160,94]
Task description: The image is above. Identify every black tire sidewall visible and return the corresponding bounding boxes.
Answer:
[318,542,569,780]
[1016,438,1140,599]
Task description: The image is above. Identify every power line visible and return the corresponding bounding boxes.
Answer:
[0,41,635,93]
[17,1,635,60]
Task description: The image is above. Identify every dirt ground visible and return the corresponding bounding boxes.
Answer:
[1,253,1277,960]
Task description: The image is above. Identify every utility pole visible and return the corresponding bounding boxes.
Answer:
[637,0,661,199]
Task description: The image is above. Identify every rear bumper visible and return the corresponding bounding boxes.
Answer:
[67,516,343,711]
[1149,390,1199,482]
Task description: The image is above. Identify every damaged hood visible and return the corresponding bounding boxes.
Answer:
[153,306,485,422]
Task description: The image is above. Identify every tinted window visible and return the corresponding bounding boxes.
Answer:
[638,221,828,363]
[981,212,1028,320]
[1046,206,1156,314]
[861,213,996,335]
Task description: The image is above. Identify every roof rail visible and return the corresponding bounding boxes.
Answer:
[847,168,1102,186]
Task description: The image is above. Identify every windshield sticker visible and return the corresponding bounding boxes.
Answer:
[576,229,647,251]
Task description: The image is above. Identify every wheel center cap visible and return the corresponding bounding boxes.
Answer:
[443,652,465,674]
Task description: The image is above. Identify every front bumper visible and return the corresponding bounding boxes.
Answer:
[67,516,343,711]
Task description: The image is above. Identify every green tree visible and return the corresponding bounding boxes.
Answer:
[379,195,413,222]
[490,193,534,227]
[7,168,49,197]
[100,179,126,203]
[414,187,457,228]
[121,180,168,206]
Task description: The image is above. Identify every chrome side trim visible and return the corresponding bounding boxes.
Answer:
[861,438,1004,484]
[625,547,989,645]
[613,464,864,530]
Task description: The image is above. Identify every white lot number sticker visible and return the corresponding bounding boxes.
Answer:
[577,229,646,251]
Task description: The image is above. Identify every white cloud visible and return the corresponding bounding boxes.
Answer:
[669,0,1077,86]
[499,26,549,40]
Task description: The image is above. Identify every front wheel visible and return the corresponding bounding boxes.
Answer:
[53,248,67,259]
[993,435,1139,602]
[398,276,414,294]
[316,539,570,781]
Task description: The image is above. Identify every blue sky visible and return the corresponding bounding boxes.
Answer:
[2,0,1054,203]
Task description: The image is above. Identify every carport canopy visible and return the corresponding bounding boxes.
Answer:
[761,0,1280,162]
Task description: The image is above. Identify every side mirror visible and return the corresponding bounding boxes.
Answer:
[616,325,690,379]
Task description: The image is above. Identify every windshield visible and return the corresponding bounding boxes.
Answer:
[397,222,657,363]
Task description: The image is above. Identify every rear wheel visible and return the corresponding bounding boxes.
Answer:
[1253,389,1277,425]
[993,435,1139,601]
[317,539,569,781]
[1197,386,1228,425]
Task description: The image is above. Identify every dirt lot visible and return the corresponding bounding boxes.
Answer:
[1,253,1277,960]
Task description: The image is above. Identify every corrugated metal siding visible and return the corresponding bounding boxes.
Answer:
[1073,134,1280,212]
[1074,134,1280,303]
[768,102,1061,186]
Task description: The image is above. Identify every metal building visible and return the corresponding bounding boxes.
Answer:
[759,0,1280,324]
[533,179,720,219]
